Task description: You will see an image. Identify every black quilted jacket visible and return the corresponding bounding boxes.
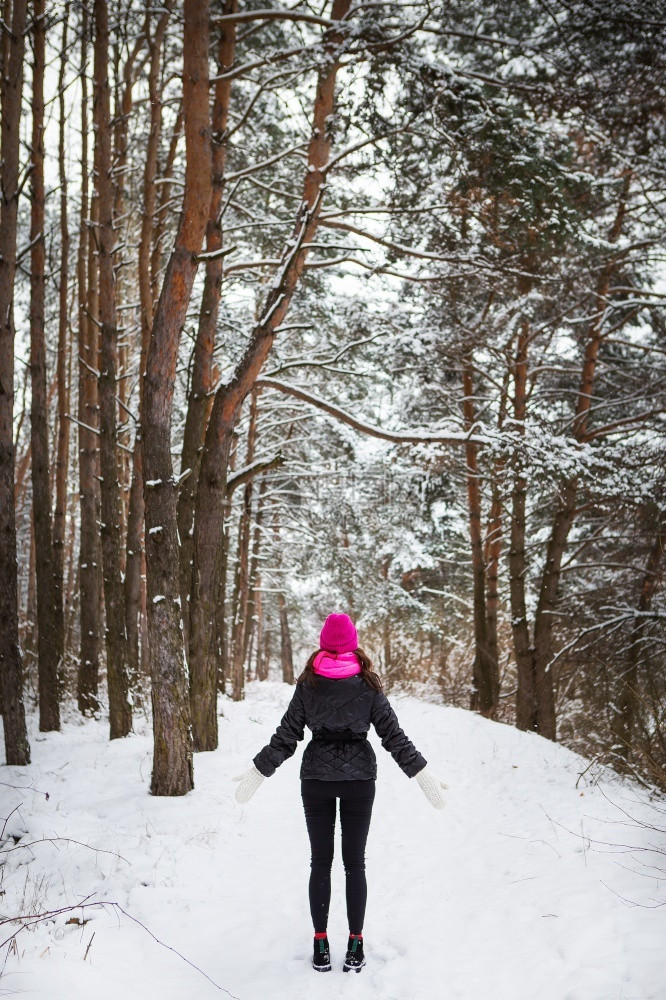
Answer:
[253,675,427,781]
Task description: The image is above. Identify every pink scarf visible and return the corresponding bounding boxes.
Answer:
[312,650,361,679]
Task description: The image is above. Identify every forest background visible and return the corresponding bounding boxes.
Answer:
[1,0,665,795]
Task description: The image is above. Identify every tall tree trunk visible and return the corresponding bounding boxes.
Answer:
[244,476,267,668]
[25,514,38,666]
[531,480,576,740]
[216,430,238,695]
[611,517,665,761]
[0,0,30,764]
[531,178,631,739]
[140,545,149,678]
[30,0,61,732]
[13,367,31,508]
[462,359,498,716]
[229,391,258,704]
[124,438,144,698]
[255,582,268,681]
[383,620,392,678]
[509,319,537,731]
[485,469,503,683]
[88,81,106,672]
[484,370,508,686]
[178,0,238,643]
[214,498,232,694]
[278,591,294,685]
[125,3,172,696]
[188,0,352,751]
[77,3,101,715]
[111,31,143,549]
[142,0,212,795]
[93,0,131,738]
[63,497,78,653]
[151,105,183,305]
[380,556,393,678]
[53,5,70,671]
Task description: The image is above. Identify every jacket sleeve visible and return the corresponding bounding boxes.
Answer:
[253,684,306,777]
[370,691,427,778]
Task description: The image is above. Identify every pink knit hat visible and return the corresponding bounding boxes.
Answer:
[319,613,358,654]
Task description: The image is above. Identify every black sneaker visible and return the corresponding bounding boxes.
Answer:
[343,934,365,973]
[312,935,331,972]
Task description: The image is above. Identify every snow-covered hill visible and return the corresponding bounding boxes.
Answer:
[1,681,664,1000]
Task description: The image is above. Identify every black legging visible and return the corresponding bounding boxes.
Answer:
[301,778,376,935]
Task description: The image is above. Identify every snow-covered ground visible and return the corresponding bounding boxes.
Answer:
[2,681,664,1000]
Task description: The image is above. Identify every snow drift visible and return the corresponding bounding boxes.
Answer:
[1,680,664,1000]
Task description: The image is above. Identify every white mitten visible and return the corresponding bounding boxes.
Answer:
[414,767,448,809]
[232,765,265,804]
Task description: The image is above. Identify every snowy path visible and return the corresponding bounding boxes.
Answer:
[2,681,664,1000]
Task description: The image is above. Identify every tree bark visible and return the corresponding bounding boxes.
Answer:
[53,4,70,672]
[485,466,503,681]
[244,476,267,669]
[77,2,101,715]
[462,360,498,716]
[93,0,132,739]
[151,105,183,306]
[0,0,30,764]
[278,591,294,685]
[142,0,212,795]
[215,431,238,696]
[111,30,145,549]
[25,513,38,666]
[63,496,77,654]
[509,320,537,731]
[178,0,238,643]
[30,0,61,732]
[255,582,268,680]
[484,371,508,689]
[13,367,31,510]
[88,68,106,673]
[188,0,352,752]
[229,390,258,703]
[124,3,172,697]
[611,518,665,760]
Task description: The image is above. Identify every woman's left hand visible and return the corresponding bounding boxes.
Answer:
[413,767,448,809]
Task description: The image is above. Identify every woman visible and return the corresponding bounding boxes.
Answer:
[232,613,448,974]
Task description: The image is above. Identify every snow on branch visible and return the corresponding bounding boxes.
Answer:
[196,245,237,262]
[215,8,334,28]
[225,142,308,184]
[255,378,485,446]
[320,218,535,278]
[226,453,285,494]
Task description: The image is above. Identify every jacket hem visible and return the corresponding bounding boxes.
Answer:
[300,774,376,782]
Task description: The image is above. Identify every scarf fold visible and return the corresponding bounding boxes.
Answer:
[312,649,361,679]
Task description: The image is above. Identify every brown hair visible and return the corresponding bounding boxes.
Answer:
[297,647,383,691]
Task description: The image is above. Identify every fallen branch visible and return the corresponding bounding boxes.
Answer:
[0,836,130,863]
[0,898,237,996]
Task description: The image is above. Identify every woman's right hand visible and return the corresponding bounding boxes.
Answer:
[413,766,448,809]
[232,764,265,804]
